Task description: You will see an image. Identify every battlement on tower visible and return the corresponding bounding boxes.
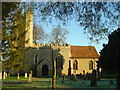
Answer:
[32,43,70,49]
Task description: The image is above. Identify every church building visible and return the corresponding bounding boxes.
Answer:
[23,12,99,76]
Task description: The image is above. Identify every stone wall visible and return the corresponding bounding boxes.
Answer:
[58,46,70,75]
[37,47,53,76]
[24,44,98,76]
[24,44,71,76]
[70,58,98,75]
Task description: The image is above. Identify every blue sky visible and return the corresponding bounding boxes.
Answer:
[36,18,108,53]
[33,2,119,54]
[65,20,108,53]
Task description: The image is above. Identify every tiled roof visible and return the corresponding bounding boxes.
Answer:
[70,46,99,58]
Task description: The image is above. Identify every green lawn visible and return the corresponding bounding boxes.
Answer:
[1,76,117,89]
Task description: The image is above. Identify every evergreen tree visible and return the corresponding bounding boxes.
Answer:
[99,28,120,73]
[2,2,31,74]
[99,28,120,90]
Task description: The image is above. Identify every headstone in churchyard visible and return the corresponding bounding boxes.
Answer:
[90,69,97,86]
[70,74,74,80]
[79,73,82,79]
[5,72,7,77]
[30,71,32,77]
[0,71,2,80]
[62,74,65,83]
[25,73,27,78]
[110,80,114,85]
[28,71,32,82]
[73,74,77,81]
[83,70,85,80]
[3,71,6,79]
[17,73,19,79]
[71,74,77,81]
[86,72,89,80]
[28,73,32,82]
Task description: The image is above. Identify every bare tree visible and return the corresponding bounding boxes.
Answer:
[33,2,119,42]
[33,23,48,43]
[49,25,69,45]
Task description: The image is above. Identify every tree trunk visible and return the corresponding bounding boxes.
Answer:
[116,73,120,90]
[52,59,56,89]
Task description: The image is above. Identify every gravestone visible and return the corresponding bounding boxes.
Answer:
[70,74,74,80]
[8,73,10,77]
[79,73,82,79]
[3,71,6,79]
[28,71,32,82]
[62,74,65,83]
[0,71,2,80]
[17,73,19,79]
[83,70,85,80]
[25,73,27,78]
[71,74,77,81]
[30,71,32,77]
[90,70,97,86]
[74,74,77,81]
[28,73,32,82]
[110,80,114,85]
[5,72,7,77]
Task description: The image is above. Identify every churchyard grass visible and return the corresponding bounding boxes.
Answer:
[1,76,116,89]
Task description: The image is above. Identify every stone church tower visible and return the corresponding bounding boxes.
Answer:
[24,11,33,47]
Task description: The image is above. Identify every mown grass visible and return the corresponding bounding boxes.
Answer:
[1,76,117,89]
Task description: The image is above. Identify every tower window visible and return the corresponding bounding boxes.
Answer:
[73,60,78,70]
[56,55,63,70]
[34,55,38,64]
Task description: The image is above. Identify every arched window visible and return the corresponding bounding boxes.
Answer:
[34,55,38,64]
[73,60,78,70]
[60,57,63,70]
[89,60,93,70]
